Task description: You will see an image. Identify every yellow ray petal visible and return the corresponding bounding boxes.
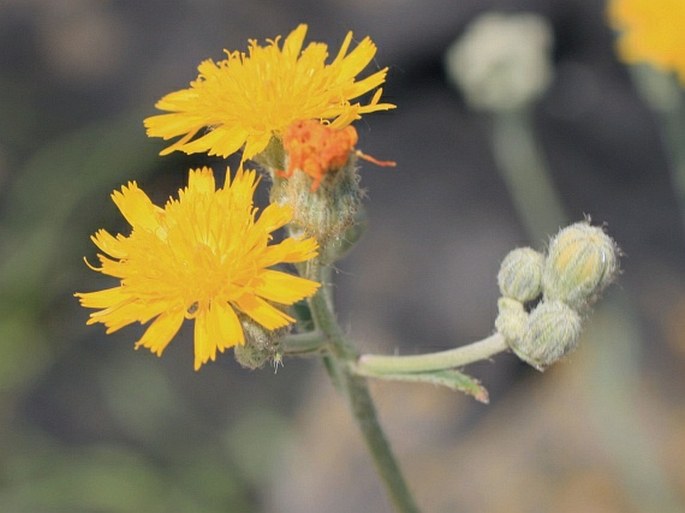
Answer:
[242,131,274,160]
[253,203,293,234]
[187,167,216,194]
[283,24,308,59]
[75,287,128,309]
[209,301,244,350]
[236,294,294,330]
[253,269,320,305]
[259,237,319,267]
[91,299,161,332]
[91,229,127,259]
[111,182,161,232]
[135,311,184,356]
[193,309,216,370]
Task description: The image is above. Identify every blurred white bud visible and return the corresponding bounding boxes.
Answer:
[445,12,554,111]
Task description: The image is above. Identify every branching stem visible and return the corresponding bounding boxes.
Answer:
[306,260,421,513]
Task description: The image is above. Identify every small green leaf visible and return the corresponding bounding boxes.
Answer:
[362,368,489,403]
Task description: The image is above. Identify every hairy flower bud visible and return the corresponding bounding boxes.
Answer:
[510,300,582,371]
[495,297,528,344]
[497,247,544,302]
[543,222,619,308]
[270,155,362,249]
[233,320,286,370]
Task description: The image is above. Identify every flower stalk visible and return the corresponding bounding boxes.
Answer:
[491,108,567,240]
[305,260,421,513]
[356,333,508,375]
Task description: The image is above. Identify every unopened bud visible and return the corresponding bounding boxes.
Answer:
[543,222,619,308]
[511,300,582,371]
[233,320,286,370]
[495,297,528,344]
[445,12,553,111]
[270,156,362,248]
[497,247,544,302]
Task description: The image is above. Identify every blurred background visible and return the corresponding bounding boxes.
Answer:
[1,0,684,512]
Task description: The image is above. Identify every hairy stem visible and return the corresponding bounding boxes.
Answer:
[306,260,420,513]
[281,330,326,355]
[356,333,508,375]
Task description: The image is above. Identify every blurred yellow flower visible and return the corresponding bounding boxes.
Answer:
[144,24,394,160]
[608,0,685,83]
[76,167,319,370]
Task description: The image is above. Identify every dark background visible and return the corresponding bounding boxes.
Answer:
[1,0,684,512]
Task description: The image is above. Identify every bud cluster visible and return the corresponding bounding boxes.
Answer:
[495,222,619,370]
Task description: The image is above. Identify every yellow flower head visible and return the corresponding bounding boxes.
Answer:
[144,24,395,160]
[608,0,685,83]
[76,167,320,370]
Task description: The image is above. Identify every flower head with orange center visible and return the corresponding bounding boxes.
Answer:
[75,167,320,370]
[280,119,396,191]
[608,0,685,83]
[144,24,395,160]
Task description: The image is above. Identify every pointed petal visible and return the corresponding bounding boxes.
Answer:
[209,301,244,350]
[180,127,248,158]
[242,131,273,160]
[187,167,216,194]
[111,182,161,232]
[343,68,389,100]
[193,309,216,370]
[258,237,319,266]
[335,37,377,81]
[91,300,162,332]
[253,270,320,304]
[283,24,308,59]
[75,286,128,309]
[91,229,127,259]
[236,294,294,330]
[225,167,259,204]
[135,311,184,356]
[253,203,293,234]
[144,112,201,138]
[330,31,354,67]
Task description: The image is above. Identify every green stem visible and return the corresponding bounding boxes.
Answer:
[356,333,508,375]
[491,108,568,240]
[306,260,420,513]
[281,330,326,356]
[630,66,685,231]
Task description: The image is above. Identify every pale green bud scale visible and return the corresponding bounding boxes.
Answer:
[497,247,544,302]
[510,300,582,370]
[495,297,528,344]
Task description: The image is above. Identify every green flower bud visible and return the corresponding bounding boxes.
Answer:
[322,207,367,262]
[234,319,287,370]
[495,297,528,344]
[270,156,362,250]
[510,300,582,371]
[543,222,619,308]
[497,247,544,302]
